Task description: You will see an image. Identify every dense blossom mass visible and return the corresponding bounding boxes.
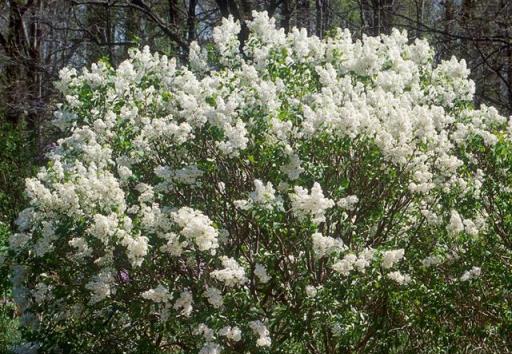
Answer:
[6,11,512,353]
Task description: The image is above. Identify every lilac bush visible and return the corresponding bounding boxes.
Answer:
[6,11,512,353]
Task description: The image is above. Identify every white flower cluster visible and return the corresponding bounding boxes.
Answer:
[236,179,281,210]
[195,324,221,354]
[249,180,277,208]
[219,326,242,342]
[254,263,271,283]
[381,249,405,269]
[460,266,481,282]
[172,207,219,252]
[447,210,464,235]
[290,182,334,223]
[446,210,480,237]
[305,285,319,297]
[174,289,193,317]
[203,287,224,308]
[84,270,115,304]
[311,232,345,259]
[141,284,171,303]
[249,320,272,347]
[280,150,304,180]
[120,234,149,267]
[421,255,443,268]
[332,248,375,276]
[387,271,412,285]
[211,256,248,287]
[337,195,359,211]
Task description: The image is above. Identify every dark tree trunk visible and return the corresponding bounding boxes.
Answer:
[316,0,324,37]
[297,0,310,32]
[168,0,179,27]
[187,0,198,42]
[280,0,291,32]
[4,0,41,130]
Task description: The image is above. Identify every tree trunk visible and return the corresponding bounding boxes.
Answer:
[316,0,324,37]
[280,0,291,33]
[297,0,310,32]
[187,0,197,43]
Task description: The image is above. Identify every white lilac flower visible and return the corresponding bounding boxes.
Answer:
[213,15,241,60]
[15,207,34,232]
[211,256,248,287]
[421,255,443,268]
[337,195,359,210]
[87,213,118,243]
[249,179,277,208]
[254,263,271,283]
[119,235,149,267]
[249,320,271,347]
[172,207,219,252]
[32,282,51,304]
[290,182,335,223]
[217,120,249,156]
[203,287,224,308]
[305,285,318,297]
[199,342,221,354]
[387,271,412,285]
[159,232,186,256]
[447,210,464,235]
[460,266,481,282]
[381,249,405,269]
[194,323,215,341]
[280,153,304,180]
[85,270,115,304]
[173,290,193,317]
[219,326,242,342]
[311,232,345,259]
[141,285,171,303]
[189,41,208,73]
[354,248,375,272]
[9,233,31,250]
[463,218,479,236]
[332,253,358,276]
[173,165,204,185]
